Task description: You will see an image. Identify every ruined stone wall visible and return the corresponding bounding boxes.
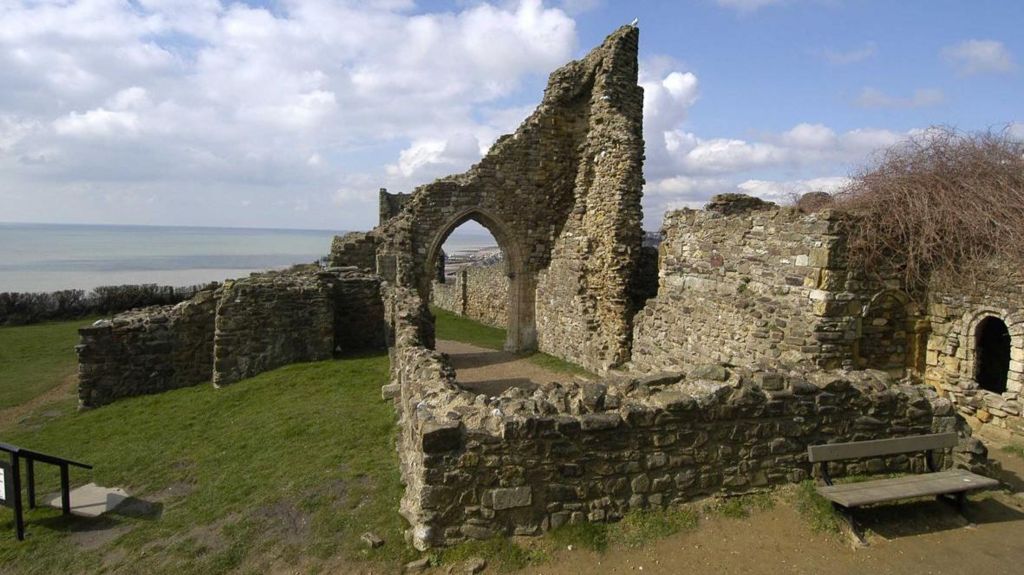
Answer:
[212,271,336,386]
[329,231,378,271]
[78,269,387,405]
[533,25,645,372]
[631,197,913,375]
[77,287,218,407]
[387,286,982,550]
[925,266,1024,442]
[430,263,509,328]
[431,277,463,316]
[336,26,644,367]
[332,268,387,352]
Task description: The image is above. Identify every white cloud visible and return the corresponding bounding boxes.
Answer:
[822,43,877,65]
[1009,122,1024,140]
[943,40,1016,75]
[0,0,578,230]
[855,87,944,109]
[53,108,140,137]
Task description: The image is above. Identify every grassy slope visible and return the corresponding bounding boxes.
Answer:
[0,318,94,409]
[0,354,414,574]
[431,307,593,378]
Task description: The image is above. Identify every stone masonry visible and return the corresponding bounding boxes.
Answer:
[924,266,1024,442]
[631,196,919,374]
[386,286,985,550]
[333,25,645,373]
[431,261,509,329]
[77,268,386,407]
[77,286,218,407]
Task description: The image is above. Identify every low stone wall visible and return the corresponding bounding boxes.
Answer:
[386,286,984,550]
[213,271,336,386]
[77,287,218,407]
[77,269,387,405]
[430,263,509,328]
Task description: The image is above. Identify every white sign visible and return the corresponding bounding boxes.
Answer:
[0,467,5,502]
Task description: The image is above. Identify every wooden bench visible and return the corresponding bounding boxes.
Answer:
[808,432,998,543]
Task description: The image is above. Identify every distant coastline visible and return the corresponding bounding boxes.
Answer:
[0,222,498,293]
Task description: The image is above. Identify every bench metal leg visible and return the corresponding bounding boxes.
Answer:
[833,503,867,548]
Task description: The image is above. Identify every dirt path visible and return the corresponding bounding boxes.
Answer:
[514,451,1024,575]
[436,339,575,395]
[0,371,77,427]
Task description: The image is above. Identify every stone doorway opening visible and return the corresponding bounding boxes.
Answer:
[425,208,536,353]
[975,316,1010,394]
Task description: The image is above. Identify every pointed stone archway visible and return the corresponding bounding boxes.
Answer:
[425,208,536,353]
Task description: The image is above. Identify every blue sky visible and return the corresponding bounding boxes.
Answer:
[0,0,1020,232]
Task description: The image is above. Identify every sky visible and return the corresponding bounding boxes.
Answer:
[0,0,1021,232]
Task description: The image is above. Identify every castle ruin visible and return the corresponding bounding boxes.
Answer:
[76,25,1017,550]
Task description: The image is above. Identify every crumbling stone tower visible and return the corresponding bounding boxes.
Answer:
[332,25,646,372]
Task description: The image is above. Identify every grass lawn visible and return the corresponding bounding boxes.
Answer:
[0,317,95,410]
[0,352,414,574]
[431,306,593,378]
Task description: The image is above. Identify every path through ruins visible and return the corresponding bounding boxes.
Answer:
[436,339,573,395]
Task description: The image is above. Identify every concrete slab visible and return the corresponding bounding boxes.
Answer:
[43,483,129,518]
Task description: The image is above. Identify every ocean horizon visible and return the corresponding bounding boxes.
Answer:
[0,222,497,293]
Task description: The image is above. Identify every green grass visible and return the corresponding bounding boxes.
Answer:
[1001,443,1024,459]
[711,493,776,519]
[0,352,414,574]
[793,481,842,534]
[0,317,95,410]
[431,306,593,378]
[548,521,609,552]
[611,507,698,549]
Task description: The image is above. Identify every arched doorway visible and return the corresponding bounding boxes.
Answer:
[424,208,536,353]
[975,316,1010,394]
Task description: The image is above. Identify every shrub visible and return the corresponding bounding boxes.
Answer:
[0,283,216,326]
[833,126,1024,288]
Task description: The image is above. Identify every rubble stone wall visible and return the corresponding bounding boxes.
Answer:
[386,287,982,551]
[76,287,218,407]
[430,263,509,328]
[77,270,386,405]
[925,268,1024,441]
[212,271,336,386]
[333,26,645,370]
[631,199,917,375]
[329,232,378,271]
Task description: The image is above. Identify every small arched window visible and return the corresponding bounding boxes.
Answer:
[975,316,1010,394]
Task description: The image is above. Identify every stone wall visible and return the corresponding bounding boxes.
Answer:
[77,269,386,405]
[77,287,218,407]
[925,267,1024,442]
[430,262,509,328]
[213,271,337,386]
[386,286,983,550]
[630,197,914,375]
[333,26,645,369]
[329,231,378,271]
[332,268,387,352]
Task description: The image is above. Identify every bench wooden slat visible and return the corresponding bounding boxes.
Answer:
[816,469,999,507]
[807,432,958,463]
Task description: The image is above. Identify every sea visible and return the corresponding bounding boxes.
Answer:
[0,222,497,293]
